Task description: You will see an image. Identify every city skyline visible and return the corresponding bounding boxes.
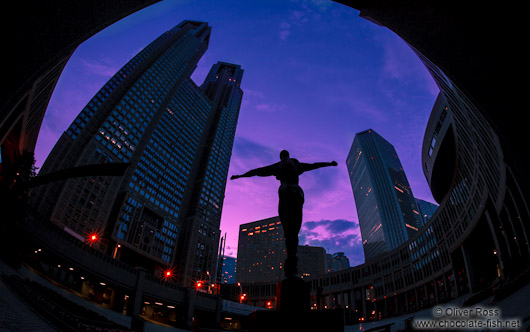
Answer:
[33,0,439,266]
[4,2,527,329]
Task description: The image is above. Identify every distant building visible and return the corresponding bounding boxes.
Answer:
[236,216,285,283]
[29,21,244,287]
[347,129,423,260]
[298,245,326,279]
[415,198,438,225]
[220,256,236,284]
[326,252,350,273]
[236,216,326,282]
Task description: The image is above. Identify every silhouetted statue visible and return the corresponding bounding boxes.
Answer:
[231,150,337,278]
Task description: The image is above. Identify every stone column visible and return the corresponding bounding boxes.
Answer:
[215,295,223,328]
[485,211,504,275]
[443,274,449,300]
[461,245,477,293]
[414,287,419,309]
[184,288,196,329]
[433,279,439,303]
[350,288,357,312]
[361,286,367,321]
[131,268,146,331]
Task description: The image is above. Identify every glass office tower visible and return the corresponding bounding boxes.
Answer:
[415,198,438,225]
[346,129,422,260]
[30,21,244,286]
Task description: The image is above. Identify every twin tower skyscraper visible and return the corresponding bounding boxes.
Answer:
[30,21,243,286]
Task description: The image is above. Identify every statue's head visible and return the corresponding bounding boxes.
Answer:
[280,150,290,161]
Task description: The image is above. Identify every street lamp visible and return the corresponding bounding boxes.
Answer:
[113,243,121,259]
[206,271,211,293]
[237,282,243,302]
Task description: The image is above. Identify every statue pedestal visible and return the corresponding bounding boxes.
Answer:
[247,276,344,331]
[277,275,310,312]
[248,308,344,332]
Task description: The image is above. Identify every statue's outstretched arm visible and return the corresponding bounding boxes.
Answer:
[231,163,278,180]
[300,161,337,173]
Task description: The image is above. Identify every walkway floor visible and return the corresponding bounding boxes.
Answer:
[0,260,190,332]
[0,262,58,332]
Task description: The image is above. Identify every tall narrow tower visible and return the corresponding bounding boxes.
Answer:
[29,21,244,286]
[346,129,422,260]
[175,62,244,285]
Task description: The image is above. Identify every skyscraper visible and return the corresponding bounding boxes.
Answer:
[176,61,244,284]
[346,129,422,260]
[415,198,438,225]
[1,1,159,191]
[29,21,244,286]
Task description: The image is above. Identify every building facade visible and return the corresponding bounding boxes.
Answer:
[29,20,244,286]
[415,198,438,225]
[326,252,350,273]
[347,129,423,260]
[236,217,285,283]
[176,61,244,285]
[220,256,237,284]
[236,216,327,283]
[298,245,327,279]
[0,1,160,268]
[1,1,159,194]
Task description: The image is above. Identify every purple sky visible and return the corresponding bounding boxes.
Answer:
[34,0,439,267]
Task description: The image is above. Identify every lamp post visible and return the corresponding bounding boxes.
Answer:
[207,271,211,293]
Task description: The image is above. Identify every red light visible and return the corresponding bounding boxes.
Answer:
[86,231,101,246]
[161,267,175,281]
[197,282,202,288]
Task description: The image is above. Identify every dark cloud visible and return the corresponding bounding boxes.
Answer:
[302,218,357,233]
[232,135,278,162]
[299,218,365,266]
